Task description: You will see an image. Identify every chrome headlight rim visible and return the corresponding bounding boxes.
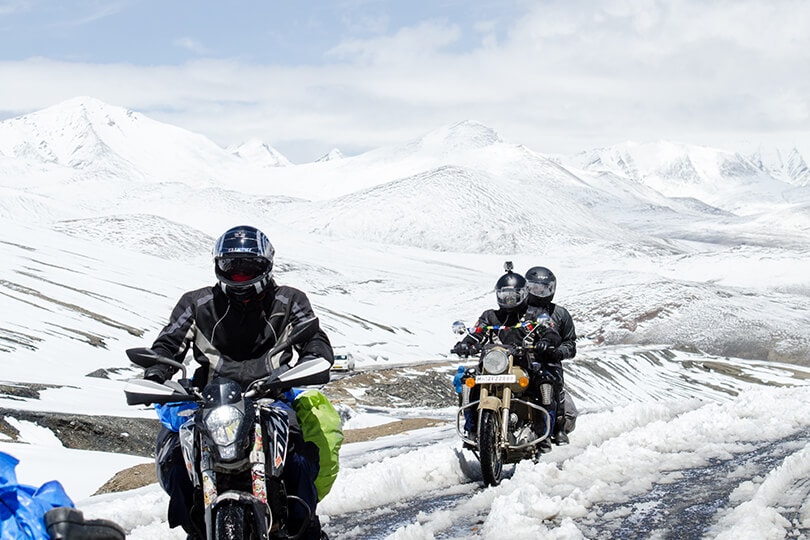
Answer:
[204,405,244,447]
[482,348,509,374]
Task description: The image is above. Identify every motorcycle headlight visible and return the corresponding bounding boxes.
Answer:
[482,349,509,374]
[204,405,243,447]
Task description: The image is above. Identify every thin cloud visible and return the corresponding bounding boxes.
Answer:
[0,0,31,16]
[174,37,210,55]
[339,12,390,35]
[49,1,129,27]
[327,20,462,63]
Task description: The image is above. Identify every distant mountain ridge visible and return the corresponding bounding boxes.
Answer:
[566,140,802,215]
[750,146,810,187]
[2,97,809,253]
[2,97,806,207]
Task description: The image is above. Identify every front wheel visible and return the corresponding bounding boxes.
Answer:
[214,502,249,540]
[478,409,504,486]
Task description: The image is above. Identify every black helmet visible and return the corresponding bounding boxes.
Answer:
[525,266,556,303]
[494,270,528,312]
[213,225,274,301]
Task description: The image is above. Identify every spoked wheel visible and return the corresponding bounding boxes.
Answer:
[478,409,504,486]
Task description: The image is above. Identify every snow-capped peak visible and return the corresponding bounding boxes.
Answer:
[750,146,810,187]
[415,120,501,153]
[227,139,292,167]
[567,140,788,213]
[0,96,145,167]
[0,97,250,190]
[315,148,344,162]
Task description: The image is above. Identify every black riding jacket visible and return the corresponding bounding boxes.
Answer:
[148,280,333,388]
[528,301,577,361]
[469,307,532,349]
[461,302,576,365]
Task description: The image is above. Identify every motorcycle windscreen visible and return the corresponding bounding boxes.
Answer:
[201,377,244,406]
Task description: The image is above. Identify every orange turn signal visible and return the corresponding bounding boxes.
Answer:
[465,377,476,388]
[518,376,530,388]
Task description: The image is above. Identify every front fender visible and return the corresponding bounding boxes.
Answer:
[479,395,502,411]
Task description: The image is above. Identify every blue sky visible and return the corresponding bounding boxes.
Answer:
[1,1,521,65]
[1,0,808,162]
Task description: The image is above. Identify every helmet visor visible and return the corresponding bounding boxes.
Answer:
[496,286,526,308]
[216,257,271,283]
[527,281,555,298]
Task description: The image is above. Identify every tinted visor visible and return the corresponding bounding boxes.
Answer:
[527,281,554,298]
[496,286,526,307]
[526,281,556,298]
[216,257,271,283]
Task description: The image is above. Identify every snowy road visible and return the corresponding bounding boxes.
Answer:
[71,349,810,539]
[316,388,810,539]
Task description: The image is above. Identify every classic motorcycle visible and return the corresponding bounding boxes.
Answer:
[123,318,331,540]
[452,315,559,486]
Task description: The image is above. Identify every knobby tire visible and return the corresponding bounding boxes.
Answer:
[214,502,245,540]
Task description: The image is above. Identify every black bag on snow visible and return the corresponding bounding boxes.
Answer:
[44,507,125,540]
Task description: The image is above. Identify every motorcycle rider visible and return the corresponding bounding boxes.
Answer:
[142,225,333,540]
[452,264,563,453]
[525,266,577,445]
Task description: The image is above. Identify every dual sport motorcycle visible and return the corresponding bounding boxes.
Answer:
[124,318,330,540]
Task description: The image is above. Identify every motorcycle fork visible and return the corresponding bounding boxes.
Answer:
[478,386,512,448]
[500,387,513,446]
[250,420,268,505]
[200,443,217,540]
[477,386,489,432]
[260,403,292,532]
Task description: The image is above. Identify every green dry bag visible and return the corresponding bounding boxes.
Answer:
[292,389,344,501]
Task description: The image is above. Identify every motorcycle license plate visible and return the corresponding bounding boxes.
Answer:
[475,374,516,384]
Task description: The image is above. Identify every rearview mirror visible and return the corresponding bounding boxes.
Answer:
[452,320,467,335]
[534,313,552,327]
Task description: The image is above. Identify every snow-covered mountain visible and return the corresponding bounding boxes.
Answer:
[0,97,290,197]
[567,140,803,215]
[1,97,809,365]
[0,97,238,188]
[270,163,633,254]
[315,148,344,162]
[750,146,810,187]
[227,139,292,167]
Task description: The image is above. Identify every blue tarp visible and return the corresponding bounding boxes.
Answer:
[0,451,74,540]
[154,401,199,432]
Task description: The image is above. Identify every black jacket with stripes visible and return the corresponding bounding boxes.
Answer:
[147,280,333,388]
